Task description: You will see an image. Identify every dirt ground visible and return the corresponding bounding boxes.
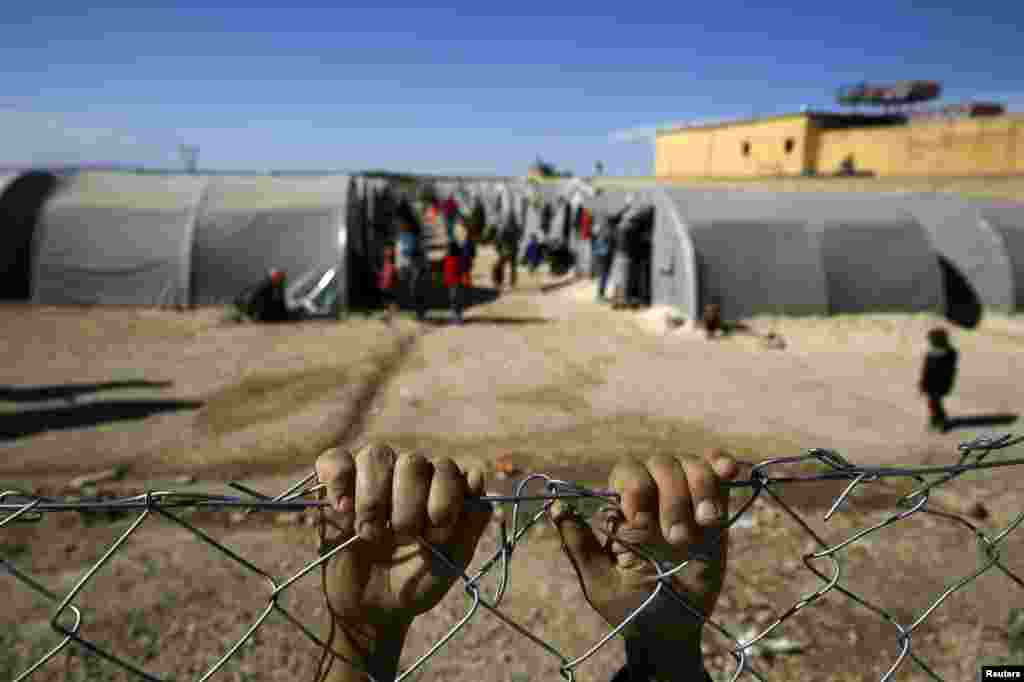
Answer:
[2,247,1023,682]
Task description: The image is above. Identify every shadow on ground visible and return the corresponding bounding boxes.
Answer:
[354,284,503,316]
[422,315,553,327]
[0,399,204,441]
[539,278,582,294]
[0,381,173,403]
[945,413,1019,431]
[420,284,502,311]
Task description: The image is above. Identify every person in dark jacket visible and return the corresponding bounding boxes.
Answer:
[524,233,543,272]
[394,200,427,321]
[243,269,289,322]
[592,218,615,302]
[919,327,958,432]
[493,210,522,289]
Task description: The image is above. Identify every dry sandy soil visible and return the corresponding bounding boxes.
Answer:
[2,247,1023,682]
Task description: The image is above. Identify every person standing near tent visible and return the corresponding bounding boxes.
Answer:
[592,216,616,302]
[460,227,477,290]
[378,245,399,325]
[609,195,637,309]
[395,200,427,322]
[493,207,523,290]
[441,193,461,243]
[919,327,958,432]
[580,204,594,241]
[443,240,467,325]
[524,233,543,273]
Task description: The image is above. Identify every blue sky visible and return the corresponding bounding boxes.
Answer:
[2,1,1022,176]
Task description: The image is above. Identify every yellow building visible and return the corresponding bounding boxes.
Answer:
[655,111,1024,179]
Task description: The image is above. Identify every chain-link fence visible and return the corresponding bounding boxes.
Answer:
[4,433,1024,682]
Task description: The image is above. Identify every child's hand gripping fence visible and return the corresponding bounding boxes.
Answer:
[3,433,1024,682]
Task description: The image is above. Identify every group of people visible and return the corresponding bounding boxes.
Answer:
[590,195,653,309]
[378,193,487,325]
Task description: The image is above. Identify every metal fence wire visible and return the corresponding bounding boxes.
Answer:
[4,433,1024,682]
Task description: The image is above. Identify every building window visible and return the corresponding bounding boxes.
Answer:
[784,138,795,154]
[741,141,751,157]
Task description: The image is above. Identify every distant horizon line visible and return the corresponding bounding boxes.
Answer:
[0,164,538,180]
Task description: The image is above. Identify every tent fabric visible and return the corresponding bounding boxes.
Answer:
[975,200,1024,311]
[649,189,701,319]
[32,172,207,306]
[31,172,358,310]
[190,175,353,309]
[810,195,942,315]
[650,188,945,321]
[882,194,1016,315]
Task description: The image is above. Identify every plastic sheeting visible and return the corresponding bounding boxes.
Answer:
[650,188,945,321]
[33,172,207,306]
[190,175,353,309]
[31,172,357,310]
[878,194,1014,315]
[976,200,1024,311]
[811,195,942,315]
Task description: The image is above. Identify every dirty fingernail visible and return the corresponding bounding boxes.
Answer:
[696,500,719,525]
[633,511,654,527]
[668,523,688,544]
[358,521,379,540]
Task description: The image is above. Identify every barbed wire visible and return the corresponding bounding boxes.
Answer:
[3,433,1024,682]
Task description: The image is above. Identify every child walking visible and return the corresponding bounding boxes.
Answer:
[919,327,959,432]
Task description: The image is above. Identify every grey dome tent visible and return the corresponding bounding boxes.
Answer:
[191,174,356,315]
[32,172,207,306]
[793,193,1024,326]
[649,187,944,322]
[31,171,358,313]
[980,200,1024,312]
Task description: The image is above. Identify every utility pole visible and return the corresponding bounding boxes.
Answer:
[179,144,199,174]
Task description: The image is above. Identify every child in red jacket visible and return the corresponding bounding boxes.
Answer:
[443,242,465,325]
[378,245,399,325]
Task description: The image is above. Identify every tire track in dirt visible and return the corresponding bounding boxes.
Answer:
[331,324,431,452]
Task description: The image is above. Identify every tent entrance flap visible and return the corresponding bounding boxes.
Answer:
[938,255,983,329]
[0,171,61,300]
